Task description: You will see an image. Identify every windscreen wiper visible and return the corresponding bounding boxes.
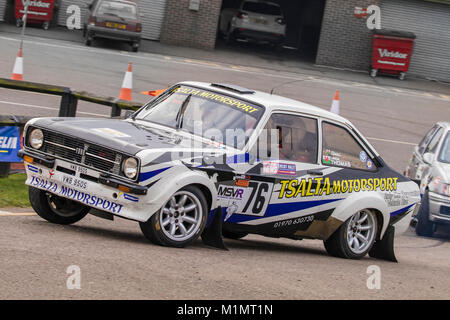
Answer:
[175,94,191,130]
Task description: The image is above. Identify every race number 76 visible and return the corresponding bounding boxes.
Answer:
[241,182,273,215]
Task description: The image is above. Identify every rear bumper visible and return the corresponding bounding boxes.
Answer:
[429,192,450,225]
[232,28,284,43]
[87,25,141,42]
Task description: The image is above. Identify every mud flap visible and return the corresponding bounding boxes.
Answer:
[369,225,397,262]
[201,208,228,250]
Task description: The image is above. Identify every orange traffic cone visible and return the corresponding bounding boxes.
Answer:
[330,90,340,115]
[119,62,133,101]
[140,89,166,97]
[12,48,24,81]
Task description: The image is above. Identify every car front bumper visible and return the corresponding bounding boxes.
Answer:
[428,191,450,225]
[232,28,285,43]
[19,149,158,222]
[87,25,141,42]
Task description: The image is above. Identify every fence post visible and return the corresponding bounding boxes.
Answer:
[59,88,78,117]
[110,100,121,118]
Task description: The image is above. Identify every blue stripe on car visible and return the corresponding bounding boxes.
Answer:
[139,167,171,182]
[27,164,38,173]
[226,198,343,223]
[390,203,415,217]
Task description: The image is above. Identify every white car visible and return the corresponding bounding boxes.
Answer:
[219,0,286,46]
[20,82,420,261]
[405,122,450,236]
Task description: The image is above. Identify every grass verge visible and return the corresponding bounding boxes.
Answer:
[0,174,30,208]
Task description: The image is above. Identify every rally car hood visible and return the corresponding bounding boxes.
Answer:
[28,117,218,156]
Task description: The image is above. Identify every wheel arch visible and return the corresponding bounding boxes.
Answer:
[330,192,390,239]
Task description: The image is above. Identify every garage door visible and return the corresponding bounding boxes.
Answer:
[137,0,167,40]
[0,1,6,22]
[380,0,450,82]
[57,0,167,41]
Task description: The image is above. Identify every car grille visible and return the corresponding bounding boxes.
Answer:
[29,128,125,178]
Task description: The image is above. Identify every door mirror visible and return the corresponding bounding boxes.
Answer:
[423,152,434,165]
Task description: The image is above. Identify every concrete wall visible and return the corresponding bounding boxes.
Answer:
[160,0,222,49]
[316,0,380,71]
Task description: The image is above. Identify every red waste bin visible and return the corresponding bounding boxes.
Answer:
[15,0,56,30]
[370,29,416,80]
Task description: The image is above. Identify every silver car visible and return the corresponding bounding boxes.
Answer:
[405,122,450,236]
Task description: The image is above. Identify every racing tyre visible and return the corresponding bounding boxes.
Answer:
[29,187,90,225]
[415,190,434,237]
[222,229,248,240]
[324,209,377,259]
[139,186,208,248]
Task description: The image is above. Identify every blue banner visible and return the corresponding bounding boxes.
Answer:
[0,126,22,163]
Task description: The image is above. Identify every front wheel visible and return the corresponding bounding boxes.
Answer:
[324,209,378,259]
[139,186,208,248]
[29,187,90,225]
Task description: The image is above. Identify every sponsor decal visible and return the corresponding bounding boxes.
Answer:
[234,175,250,187]
[278,177,399,199]
[123,193,139,202]
[262,161,296,175]
[359,151,368,163]
[28,176,123,214]
[49,169,55,179]
[173,87,261,114]
[273,215,314,228]
[27,164,39,173]
[366,160,373,170]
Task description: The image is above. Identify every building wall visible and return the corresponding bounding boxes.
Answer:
[160,0,222,49]
[316,0,380,70]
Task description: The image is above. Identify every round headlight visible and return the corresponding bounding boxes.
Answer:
[29,129,44,149]
[122,157,138,179]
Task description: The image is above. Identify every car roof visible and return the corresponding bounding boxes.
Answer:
[179,81,352,126]
[437,122,450,130]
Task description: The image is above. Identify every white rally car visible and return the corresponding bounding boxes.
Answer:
[20,82,420,261]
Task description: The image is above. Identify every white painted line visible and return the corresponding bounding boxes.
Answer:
[0,210,36,216]
[0,100,107,117]
[366,137,417,146]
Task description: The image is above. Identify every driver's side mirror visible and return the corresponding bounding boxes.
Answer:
[423,152,434,165]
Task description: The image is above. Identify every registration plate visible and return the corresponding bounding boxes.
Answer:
[252,18,268,24]
[106,22,126,29]
[63,175,88,190]
[70,164,88,175]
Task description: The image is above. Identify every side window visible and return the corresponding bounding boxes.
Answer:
[418,125,439,155]
[322,122,376,171]
[425,128,443,154]
[260,113,318,163]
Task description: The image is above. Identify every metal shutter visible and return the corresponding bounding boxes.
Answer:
[136,0,166,40]
[380,0,450,82]
[0,1,7,22]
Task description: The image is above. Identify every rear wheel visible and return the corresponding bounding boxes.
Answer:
[415,190,434,237]
[139,186,208,248]
[29,187,89,225]
[324,209,377,259]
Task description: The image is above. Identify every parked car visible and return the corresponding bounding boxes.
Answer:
[19,82,420,261]
[83,0,142,52]
[405,122,450,236]
[219,0,286,46]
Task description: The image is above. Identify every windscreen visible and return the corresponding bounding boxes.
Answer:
[97,1,137,19]
[136,86,264,150]
[438,132,450,164]
[242,2,281,15]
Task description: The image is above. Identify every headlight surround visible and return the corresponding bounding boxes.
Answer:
[29,128,44,150]
[122,157,138,179]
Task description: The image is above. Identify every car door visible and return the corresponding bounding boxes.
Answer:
[228,112,322,236]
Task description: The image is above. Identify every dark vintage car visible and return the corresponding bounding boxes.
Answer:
[83,0,142,52]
